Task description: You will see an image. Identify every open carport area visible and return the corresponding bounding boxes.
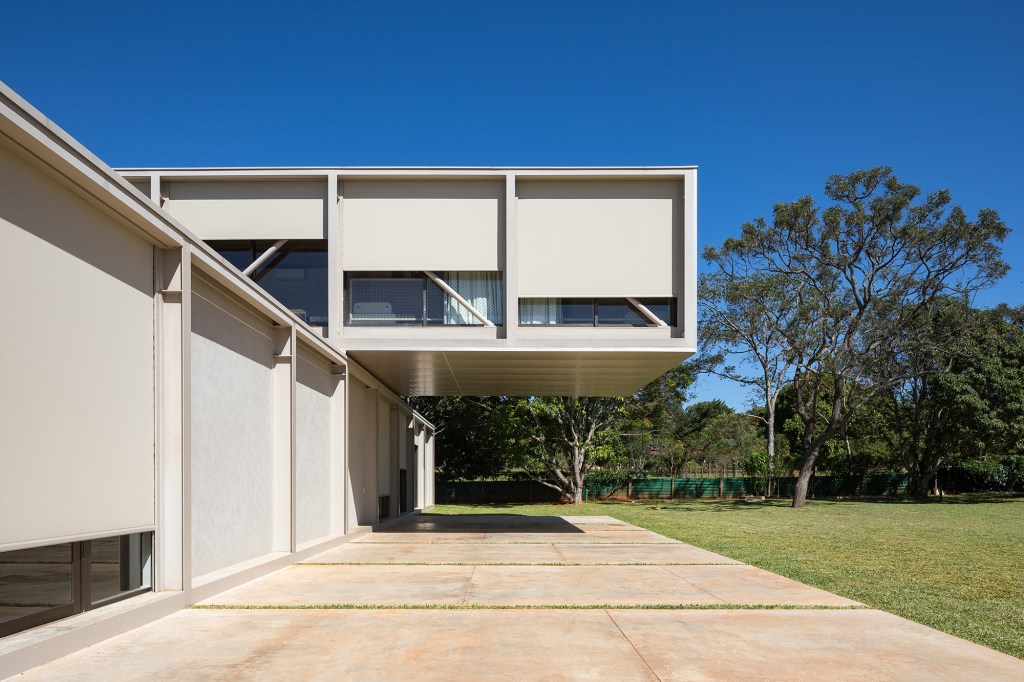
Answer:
[14,515,1024,681]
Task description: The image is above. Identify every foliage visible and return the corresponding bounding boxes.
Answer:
[712,167,1009,506]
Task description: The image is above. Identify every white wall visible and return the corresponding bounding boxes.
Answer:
[163,180,326,240]
[0,144,155,550]
[342,179,502,270]
[295,346,333,545]
[517,180,678,297]
[190,277,275,576]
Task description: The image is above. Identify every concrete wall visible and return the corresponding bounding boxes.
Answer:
[341,179,502,270]
[0,83,438,676]
[189,276,275,576]
[516,179,677,297]
[295,345,334,545]
[0,143,156,550]
[163,180,326,240]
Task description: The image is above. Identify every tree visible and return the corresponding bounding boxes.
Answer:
[717,167,1009,507]
[518,396,628,503]
[699,269,798,495]
[406,396,523,483]
[888,303,1024,496]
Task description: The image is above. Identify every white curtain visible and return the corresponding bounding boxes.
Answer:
[443,272,503,325]
[519,298,558,325]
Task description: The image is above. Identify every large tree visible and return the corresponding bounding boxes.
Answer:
[888,302,1024,496]
[717,167,1008,507]
[699,269,798,495]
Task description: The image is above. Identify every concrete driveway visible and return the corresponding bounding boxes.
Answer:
[13,514,1024,680]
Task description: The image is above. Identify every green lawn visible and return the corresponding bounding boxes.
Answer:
[432,494,1024,660]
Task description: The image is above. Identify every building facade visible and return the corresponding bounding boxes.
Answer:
[0,81,695,675]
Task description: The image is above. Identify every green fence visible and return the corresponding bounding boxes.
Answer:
[438,474,909,504]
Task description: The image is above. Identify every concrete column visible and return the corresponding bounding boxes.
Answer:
[682,170,698,342]
[503,173,519,337]
[272,325,296,553]
[155,245,191,592]
[327,173,341,343]
[330,365,347,535]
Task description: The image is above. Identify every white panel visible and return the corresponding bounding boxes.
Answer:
[295,346,333,544]
[163,180,326,240]
[377,399,391,497]
[517,180,677,297]
[0,145,155,549]
[190,278,275,576]
[342,180,501,270]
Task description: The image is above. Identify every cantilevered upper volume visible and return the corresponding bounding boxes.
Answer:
[115,166,698,396]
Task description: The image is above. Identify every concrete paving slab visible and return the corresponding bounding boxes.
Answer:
[200,565,477,607]
[304,543,567,565]
[663,564,861,607]
[465,565,721,606]
[354,529,678,543]
[610,609,1024,681]
[14,609,659,681]
[552,543,742,565]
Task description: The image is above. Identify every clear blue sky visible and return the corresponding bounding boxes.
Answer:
[2,0,1021,409]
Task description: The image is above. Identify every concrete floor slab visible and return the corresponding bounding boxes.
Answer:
[14,609,659,681]
[552,543,741,565]
[663,564,862,607]
[610,609,1024,681]
[465,565,722,606]
[304,543,567,565]
[353,529,678,544]
[200,565,477,607]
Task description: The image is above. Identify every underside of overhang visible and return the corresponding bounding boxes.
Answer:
[345,349,693,397]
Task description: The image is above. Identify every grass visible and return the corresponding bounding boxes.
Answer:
[432,494,1024,660]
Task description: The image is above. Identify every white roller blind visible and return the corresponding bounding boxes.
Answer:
[342,180,502,270]
[517,180,677,297]
[163,180,326,240]
[0,145,155,549]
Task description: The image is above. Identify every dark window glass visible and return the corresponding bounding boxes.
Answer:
[638,298,676,326]
[596,299,647,326]
[0,544,74,636]
[559,299,595,326]
[207,240,255,271]
[518,298,677,327]
[348,277,425,325]
[346,272,503,326]
[90,534,149,606]
[206,240,329,327]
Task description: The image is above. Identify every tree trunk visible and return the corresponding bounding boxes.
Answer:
[766,403,776,498]
[913,467,937,499]
[792,447,819,508]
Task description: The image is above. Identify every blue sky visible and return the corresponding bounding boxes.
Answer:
[2,1,1021,409]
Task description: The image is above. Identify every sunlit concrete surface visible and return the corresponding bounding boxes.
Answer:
[12,515,1024,681]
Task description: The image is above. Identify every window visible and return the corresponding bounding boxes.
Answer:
[206,240,329,326]
[0,533,152,638]
[346,272,503,326]
[519,298,675,327]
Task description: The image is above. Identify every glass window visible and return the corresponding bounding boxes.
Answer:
[596,299,647,326]
[519,298,676,327]
[89,533,151,606]
[347,272,504,326]
[0,544,74,637]
[206,240,329,327]
[0,533,152,639]
[349,276,426,325]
